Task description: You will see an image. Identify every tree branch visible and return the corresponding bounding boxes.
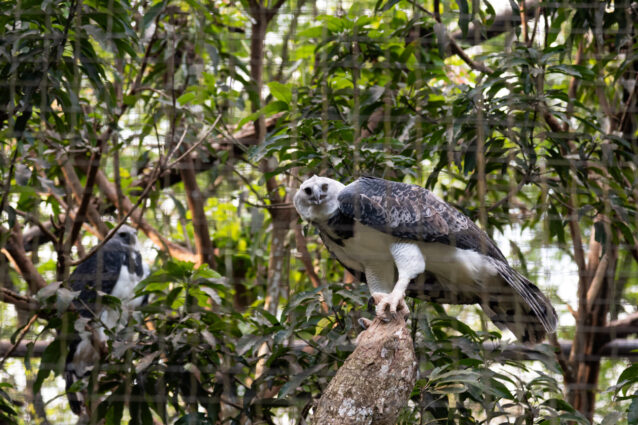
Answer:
[2,226,47,292]
[451,0,540,45]
[0,313,38,369]
[312,316,416,424]
[60,153,110,239]
[180,146,216,268]
[91,167,197,263]
[67,136,108,248]
[0,287,40,311]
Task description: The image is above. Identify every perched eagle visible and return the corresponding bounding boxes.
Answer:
[64,225,149,415]
[294,176,558,343]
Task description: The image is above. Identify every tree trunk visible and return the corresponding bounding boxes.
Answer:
[180,148,216,269]
[312,317,417,425]
[566,228,618,421]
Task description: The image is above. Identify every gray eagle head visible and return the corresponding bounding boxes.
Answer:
[294,175,345,222]
[109,224,141,251]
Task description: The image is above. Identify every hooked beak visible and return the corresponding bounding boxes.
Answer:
[308,193,327,205]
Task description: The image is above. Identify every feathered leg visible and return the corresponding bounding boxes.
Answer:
[372,242,425,320]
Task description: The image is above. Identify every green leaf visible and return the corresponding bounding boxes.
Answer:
[104,385,125,425]
[375,0,401,12]
[143,0,165,30]
[175,413,213,425]
[457,0,470,37]
[34,338,66,393]
[547,64,595,80]
[629,392,638,425]
[129,385,153,425]
[165,287,183,308]
[235,101,287,130]
[267,81,292,104]
[278,364,327,397]
[618,364,638,387]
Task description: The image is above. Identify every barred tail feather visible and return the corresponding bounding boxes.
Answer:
[65,369,84,415]
[485,258,558,343]
[65,338,84,415]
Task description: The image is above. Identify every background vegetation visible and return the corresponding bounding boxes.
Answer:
[1,0,637,423]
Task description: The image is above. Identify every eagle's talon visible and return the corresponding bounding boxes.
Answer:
[358,317,373,330]
[372,292,409,321]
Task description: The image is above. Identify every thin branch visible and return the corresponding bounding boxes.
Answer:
[585,253,607,312]
[228,164,268,204]
[166,116,221,169]
[549,332,573,382]
[275,0,307,82]
[95,168,197,263]
[72,164,163,266]
[0,287,40,311]
[528,3,541,47]
[59,156,109,237]
[565,41,584,119]
[605,312,638,340]
[618,72,638,132]
[519,0,529,44]
[566,191,586,368]
[293,224,323,289]
[66,137,108,247]
[180,147,215,268]
[487,176,528,212]
[0,146,19,219]
[408,0,493,74]
[3,226,48,292]
[0,313,38,369]
[270,0,287,14]
[13,209,58,248]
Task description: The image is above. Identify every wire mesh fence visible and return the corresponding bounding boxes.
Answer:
[1,0,637,423]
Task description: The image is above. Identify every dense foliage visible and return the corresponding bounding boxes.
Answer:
[1,0,638,423]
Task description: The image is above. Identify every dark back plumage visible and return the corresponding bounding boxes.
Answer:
[65,226,147,415]
[69,236,145,317]
[337,176,507,262]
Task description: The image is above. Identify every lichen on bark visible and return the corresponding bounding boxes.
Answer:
[312,316,417,425]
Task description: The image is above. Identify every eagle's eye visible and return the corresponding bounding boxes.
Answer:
[304,187,312,195]
[321,183,328,192]
[118,232,132,244]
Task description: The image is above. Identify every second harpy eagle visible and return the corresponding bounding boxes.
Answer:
[294,176,558,343]
[64,225,149,415]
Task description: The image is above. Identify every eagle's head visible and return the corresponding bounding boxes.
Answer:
[108,225,144,257]
[294,175,345,222]
[115,225,138,247]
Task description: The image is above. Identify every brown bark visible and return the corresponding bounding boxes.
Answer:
[566,236,617,420]
[179,150,216,268]
[0,287,40,311]
[450,0,540,45]
[94,169,198,263]
[66,135,108,248]
[293,223,322,290]
[59,157,110,237]
[263,206,293,314]
[312,316,417,425]
[3,227,47,292]
[131,114,284,191]
[247,0,289,314]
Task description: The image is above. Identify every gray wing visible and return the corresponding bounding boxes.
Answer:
[337,176,507,262]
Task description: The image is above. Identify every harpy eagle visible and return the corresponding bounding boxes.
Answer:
[293,176,558,343]
[64,225,149,415]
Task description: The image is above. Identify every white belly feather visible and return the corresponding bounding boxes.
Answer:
[325,222,499,294]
